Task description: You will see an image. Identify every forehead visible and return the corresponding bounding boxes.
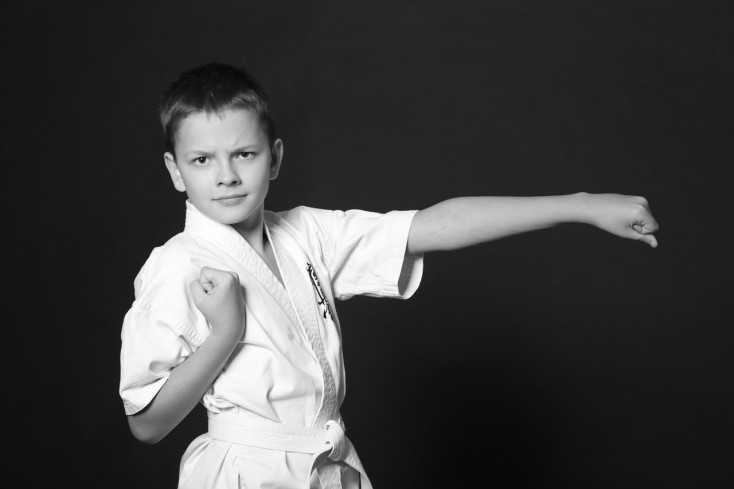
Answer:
[174,108,267,151]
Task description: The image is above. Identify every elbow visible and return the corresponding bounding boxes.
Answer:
[131,429,164,445]
[128,415,167,445]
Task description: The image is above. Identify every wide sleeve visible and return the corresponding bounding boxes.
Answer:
[282,207,424,301]
[119,247,208,415]
[119,306,195,415]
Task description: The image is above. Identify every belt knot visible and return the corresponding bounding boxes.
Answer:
[324,420,346,461]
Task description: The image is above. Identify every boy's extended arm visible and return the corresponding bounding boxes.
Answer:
[407,192,659,254]
[127,267,245,444]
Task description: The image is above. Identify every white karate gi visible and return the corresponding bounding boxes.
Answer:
[119,201,423,489]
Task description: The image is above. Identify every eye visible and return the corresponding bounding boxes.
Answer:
[192,156,208,165]
[236,151,255,159]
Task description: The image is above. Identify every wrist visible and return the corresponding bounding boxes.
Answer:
[569,192,594,225]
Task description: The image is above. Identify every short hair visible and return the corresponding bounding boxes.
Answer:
[158,63,277,155]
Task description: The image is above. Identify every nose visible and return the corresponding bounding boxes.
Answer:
[217,161,241,186]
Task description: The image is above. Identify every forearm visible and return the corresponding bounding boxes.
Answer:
[408,193,592,254]
[127,329,240,444]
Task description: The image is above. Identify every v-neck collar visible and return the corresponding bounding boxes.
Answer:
[183,201,289,304]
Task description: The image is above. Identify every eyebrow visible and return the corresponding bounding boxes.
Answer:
[183,150,215,159]
[183,145,261,158]
[230,146,260,153]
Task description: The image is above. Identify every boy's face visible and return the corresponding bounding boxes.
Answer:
[164,108,283,233]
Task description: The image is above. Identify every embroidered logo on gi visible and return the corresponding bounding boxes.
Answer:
[306,262,333,319]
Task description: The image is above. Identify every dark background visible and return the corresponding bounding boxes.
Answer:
[5,0,733,487]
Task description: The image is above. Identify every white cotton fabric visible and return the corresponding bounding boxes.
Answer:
[119,201,423,488]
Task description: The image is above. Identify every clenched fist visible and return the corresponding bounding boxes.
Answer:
[583,193,660,248]
[190,267,246,340]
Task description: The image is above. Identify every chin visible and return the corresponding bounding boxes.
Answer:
[220,207,262,226]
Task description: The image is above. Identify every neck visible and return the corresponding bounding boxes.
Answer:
[231,207,268,257]
[229,206,283,286]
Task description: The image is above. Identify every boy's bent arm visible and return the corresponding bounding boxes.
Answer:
[407,192,659,254]
[127,327,242,443]
[128,267,245,444]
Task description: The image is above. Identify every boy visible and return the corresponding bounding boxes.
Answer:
[119,63,658,489]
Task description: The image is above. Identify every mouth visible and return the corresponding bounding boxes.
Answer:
[213,194,247,205]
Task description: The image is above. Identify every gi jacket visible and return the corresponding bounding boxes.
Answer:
[120,201,423,488]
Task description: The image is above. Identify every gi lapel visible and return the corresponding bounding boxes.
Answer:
[267,226,340,426]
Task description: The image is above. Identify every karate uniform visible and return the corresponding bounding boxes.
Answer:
[119,201,423,489]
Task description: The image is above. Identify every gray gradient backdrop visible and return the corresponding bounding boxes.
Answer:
[5,1,733,488]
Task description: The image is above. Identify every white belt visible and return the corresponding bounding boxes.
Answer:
[207,412,368,489]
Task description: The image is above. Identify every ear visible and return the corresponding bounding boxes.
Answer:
[269,139,284,180]
[164,152,187,192]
